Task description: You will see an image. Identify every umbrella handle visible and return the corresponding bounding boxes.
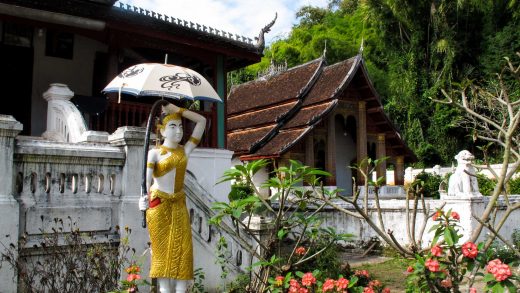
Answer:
[141,99,170,229]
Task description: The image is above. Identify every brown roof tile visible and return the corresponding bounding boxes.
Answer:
[282,101,337,129]
[227,58,322,115]
[242,127,309,159]
[227,125,276,153]
[227,101,297,131]
[302,57,357,106]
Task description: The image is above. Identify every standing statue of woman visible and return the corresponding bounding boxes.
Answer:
[139,103,206,293]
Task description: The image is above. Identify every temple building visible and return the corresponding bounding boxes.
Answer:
[0,0,268,147]
[227,54,416,194]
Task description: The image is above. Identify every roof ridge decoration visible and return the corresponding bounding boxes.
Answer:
[255,13,277,52]
[249,56,326,153]
[116,2,265,47]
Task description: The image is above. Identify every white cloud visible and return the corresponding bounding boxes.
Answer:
[121,0,328,44]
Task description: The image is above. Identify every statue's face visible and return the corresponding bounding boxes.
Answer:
[161,119,183,143]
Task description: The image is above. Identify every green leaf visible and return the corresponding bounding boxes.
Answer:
[295,271,304,278]
[277,229,287,240]
[444,228,454,246]
[483,273,496,282]
[348,275,358,287]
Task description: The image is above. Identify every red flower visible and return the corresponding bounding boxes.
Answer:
[289,278,300,288]
[369,280,382,288]
[440,278,452,288]
[301,272,316,287]
[335,277,349,290]
[425,258,440,272]
[469,288,477,293]
[126,273,141,282]
[295,246,307,256]
[461,242,478,259]
[298,288,309,293]
[406,266,414,273]
[355,269,370,278]
[450,211,460,220]
[486,259,512,281]
[382,289,391,293]
[363,287,375,293]
[275,276,284,286]
[432,210,442,221]
[430,245,443,257]
[322,279,335,292]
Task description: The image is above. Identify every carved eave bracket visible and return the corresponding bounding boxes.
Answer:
[255,13,277,52]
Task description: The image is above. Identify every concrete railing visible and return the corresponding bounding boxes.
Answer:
[1,111,255,292]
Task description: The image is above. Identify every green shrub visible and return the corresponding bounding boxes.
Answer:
[414,172,443,198]
[477,173,496,196]
[507,174,520,194]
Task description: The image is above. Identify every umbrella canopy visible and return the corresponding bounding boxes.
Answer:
[102,63,222,102]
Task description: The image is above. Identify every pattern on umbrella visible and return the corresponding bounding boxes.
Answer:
[160,73,201,90]
[118,65,144,78]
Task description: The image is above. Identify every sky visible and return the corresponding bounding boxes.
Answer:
[122,0,329,44]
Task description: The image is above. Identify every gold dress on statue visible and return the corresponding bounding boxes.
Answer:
[146,146,193,280]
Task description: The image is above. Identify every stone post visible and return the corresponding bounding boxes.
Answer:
[326,115,336,185]
[42,83,75,141]
[394,156,405,185]
[108,127,151,281]
[376,133,386,185]
[0,115,23,292]
[356,101,367,184]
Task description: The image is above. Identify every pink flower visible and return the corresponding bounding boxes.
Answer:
[322,279,335,292]
[382,288,391,293]
[355,269,370,278]
[440,278,452,288]
[275,276,284,286]
[363,287,375,293]
[126,273,141,282]
[406,266,414,273]
[432,210,442,221]
[486,259,512,281]
[469,288,477,293]
[431,245,443,257]
[335,277,349,290]
[289,286,299,293]
[301,272,316,287]
[368,280,382,288]
[461,242,478,259]
[296,246,307,256]
[290,278,300,288]
[298,288,309,293]
[425,258,440,272]
[450,211,460,220]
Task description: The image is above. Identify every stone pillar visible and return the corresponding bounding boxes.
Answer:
[108,126,151,283]
[376,133,386,185]
[356,101,367,184]
[394,156,405,185]
[326,115,336,185]
[0,115,23,292]
[42,83,75,141]
[305,133,314,168]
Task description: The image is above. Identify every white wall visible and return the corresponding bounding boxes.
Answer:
[31,29,107,136]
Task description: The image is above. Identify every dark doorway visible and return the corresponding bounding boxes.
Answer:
[0,44,33,135]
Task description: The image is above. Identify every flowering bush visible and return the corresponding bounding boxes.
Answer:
[268,269,391,293]
[405,209,519,292]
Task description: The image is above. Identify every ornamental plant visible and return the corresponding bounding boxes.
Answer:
[268,269,390,293]
[211,159,353,292]
[405,209,519,292]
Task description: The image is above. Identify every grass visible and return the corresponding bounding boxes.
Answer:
[356,258,414,292]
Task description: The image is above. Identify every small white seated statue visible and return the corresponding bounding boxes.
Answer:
[447,150,480,196]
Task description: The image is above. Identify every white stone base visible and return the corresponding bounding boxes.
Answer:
[0,197,20,293]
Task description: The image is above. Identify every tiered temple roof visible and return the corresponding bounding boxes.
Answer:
[227,55,416,161]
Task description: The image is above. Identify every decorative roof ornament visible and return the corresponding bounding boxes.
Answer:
[323,40,328,59]
[258,59,287,80]
[359,37,364,55]
[255,13,278,52]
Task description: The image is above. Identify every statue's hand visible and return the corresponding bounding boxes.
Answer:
[139,195,149,211]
